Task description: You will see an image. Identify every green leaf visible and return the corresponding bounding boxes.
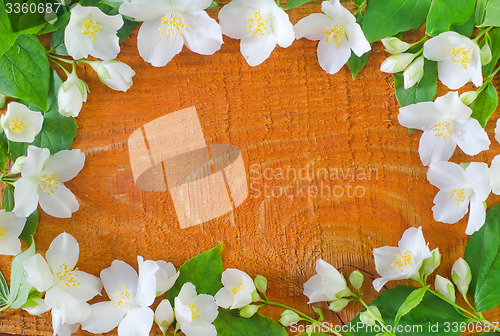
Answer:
[285,0,312,10]
[207,1,218,9]
[38,10,70,35]
[2,184,15,212]
[214,309,288,336]
[347,50,371,80]
[470,83,498,128]
[51,25,69,56]
[19,210,38,247]
[393,286,429,326]
[0,35,50,111]
[312,306,324,322]
[425,0,475,36]
[0,0,19,56]
[8,69,77,161]
[476,0,488,25]
[345,286,467,336]
[7,242,35,309]
[479,0,500,27]
[165,243,223,303]
[0,133,10,173]
[117,18,139,42]
[464,204,500,312]
[393,59,437,107]
[0,271,9,305]
[99,0,123,9]
[450,10,475,37]
[483,29,500,75]
[362,0,432,43]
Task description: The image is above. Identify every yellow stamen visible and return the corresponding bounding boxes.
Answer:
[432,121,453,141]
[0,228,5,237]
[159,12,187,40]
[111,284,133,309]
[188,302,201,319]
[38,172,61,195]
[450,46,472,70]
[391,250,412,273]
[81,18,102,41]
[323,24,345,47]
[449,188,467,205]
[231,280,245,296]
[55,263,80,288]
[9,117,26,133]
[247,11,269,36]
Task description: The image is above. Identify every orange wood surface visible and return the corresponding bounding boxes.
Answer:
[0,2,499,335]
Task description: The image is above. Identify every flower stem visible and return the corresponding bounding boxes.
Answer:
[354,294,395,335]
[259,299,344,336]
[474,26,494,43]
[47,54,75,65]
[426,289,477,319]
[48,56,71,77]
[353,0,366,16]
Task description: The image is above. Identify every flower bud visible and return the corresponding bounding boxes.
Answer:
[359,306,381,326]
[254,274,267,294]
[89,60,135,92]
[279,310,301,327]
[381,37,412,54]
[58,70,88,117]
[239,304,259,318]
[451,258,472,297]
[480,42,492,65]
[421,248,441,277]
[435,275,455,303]
[335,287,352,298]
[10,156,27,175]
[22,297,50,316]
[329,298,350,312]
[154,300,174,334]
[0,93,5,109]
[251,290,260,302]
[380,53,418,73]
[460,91,478,105]
[349,270,364,290]
[403,55,424,89]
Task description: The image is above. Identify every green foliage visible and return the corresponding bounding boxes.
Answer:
[117,18,139,42]
[20,210,39,247]
[345,286,467,336]
[285,0,312,10]
[347,14,371,80]
[0,271,9,306]
[483,29,500,75]
[214,309,289,336]
[7,242,35,309]
[207,1,218,9]
[38,10,70,35]
[51,25,69,56]
[99,0,123,9]
[470,83,498,128]
[478,0,500,27]
[362,0,432,43]
[165,243,223,302]
[393,59,437,107]
[425,0,475,36]
[0,134,9,173]
[0,0,19,56]
[464,204,500,312]
[2,184,15,212]
[0,35,50,111]
[476,0,488,25]
[393,286,429,326]
[8,70,77,161]
[450,11,475,37]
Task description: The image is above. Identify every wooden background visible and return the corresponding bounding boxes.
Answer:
[0,1,499,335]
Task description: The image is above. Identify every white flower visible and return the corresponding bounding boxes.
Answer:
[23,233,102,325]
[496,118,500,144]
[174,282,218,336]
[52,309,80,336]
[155,260,180,296]
[89,60,136,92]
[303,259,348,303]
[10,155,26,175]
[490,155,500,195]
[64,5,123,60]
[427,161,491,235]
[460,90,478,105]
[119,0,222,67]
[215,268,256,309]
[423,31,482,90]
[380,53,417,73]
[294,0,370,75]
[58,70,89,118]
[0,210,26,256]
[154,299,174,334]
[13,146,85,218]
[372,227,431,291]
[81,256,159,336]
[381,37,411,54]
[403,55,424,89]
[0,102,43,143]
[22,297,50,316]
[218,0,294,67]
[279,309,301,327]
[451,258,472,297]
[435,275,455,302]
[398,91,490,166]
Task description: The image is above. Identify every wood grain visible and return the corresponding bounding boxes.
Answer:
[0,2,499,335]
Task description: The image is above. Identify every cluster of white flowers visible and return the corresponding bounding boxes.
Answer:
[379,30,500,235]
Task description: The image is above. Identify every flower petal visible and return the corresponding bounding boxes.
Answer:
[322,0,356,25]
[0,210,26,237]
[52,309,80,336]
[432,189,469,224]
[495,118,500,145]
[271,6,294,48]
[177,282,197,303]
[81,301,127,334]
[434,91,472,120]
[174,296,193,325]
[89,26,122,61]
[373,246,407,279]
[22,146,50,179]
[63,271,102,302]
[46,232,79,271]
[38,184,79,218]
[0,232,21,256]
[240,35,277,67]
[43,149,85,182]
[427,161,467,190]
[45,286,91,324]
[13,177,39,218]
[117,307,154,336]
[317,39,351,75]
[135,256,159,307]
[171,0,212,11]
[190,294,218,323]
[137,17,185,67]
[490,155,500,195]
[101,260,138,299]
[437,60,472,90]
[119,0,169,21]
[466,196,486,235]
[345,22,370,57]
[303,274,331,303]
[214,288,234,308]
[372,277,390,292]
[181,323,217,336]
[218,0,253,39]
[454,118,490,156]
[294,14,331,41]
[182,11,223,55]
[398,227,429,258]
[23,254,54,292]
[155,260,179,295]
[398,102,440,130]
[465,162,491,201]
[418,129,457,166]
